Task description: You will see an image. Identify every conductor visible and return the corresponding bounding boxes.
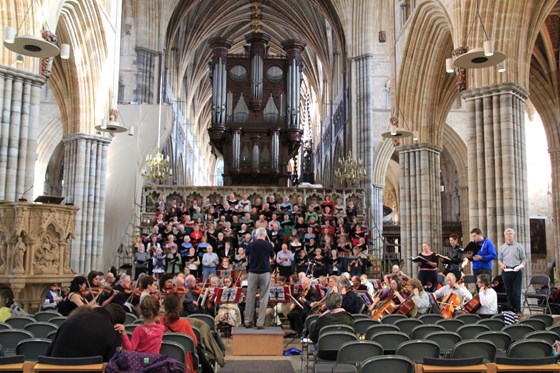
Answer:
[244,227,276,329]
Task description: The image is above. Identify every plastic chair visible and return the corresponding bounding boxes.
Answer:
[351,314,369,320]
[474,331,512,353]
[132,318,144,325]
[4,317,36,330]
[33,311,62,322]
[314,331,357,362]
[507,338,553,358]
[454,313,480,324]
[318,324,354,337]
[476,317,504,331]
[394,318,423,336]
[525,330,560,345]
[46,330,57,340]
[548,324,560,335]
[451,339,497,362]
[529,313,554,327]
[418,314,444,324]
[187,314,215,331]
[160,340,187,365]
[424,331,461,357]
[162,332,198,370]
[23,322,58,338]
[380,314,407,324]
[409,324,445,340]
[35,355,104,371]
[313,340,383,373]
[495,355,559,370]
[124,324,137,334]
[421,356,486,372]
[15,338,51,361]
[523,275,552,314]
[191,326,202,346]
[395,339,440,363]
[47,317,67,327]
[359,355,415,373]
[370,331,409,354]
[502,323,535,342]
[124,313,138,324]
[519,318,547,331]
[0,324,12,331]
[363,324,399,340]
[435,318,464,332]
[456,323,490,340]
[0,330,34,356]
[353,319,380,337]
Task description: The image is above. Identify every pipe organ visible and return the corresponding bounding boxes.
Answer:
[208,32,306,186]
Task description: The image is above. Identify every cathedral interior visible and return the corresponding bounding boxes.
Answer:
[0,0,559,298]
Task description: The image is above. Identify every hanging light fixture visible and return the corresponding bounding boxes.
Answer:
[95,108,127,133]
[381,113,413,142]
[445,0,505,72]
[3,0,70,59]
[142,51,172,184]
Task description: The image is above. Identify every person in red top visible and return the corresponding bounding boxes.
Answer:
[115,297,164,353]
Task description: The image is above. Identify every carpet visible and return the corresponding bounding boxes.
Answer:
[219,359,295,373]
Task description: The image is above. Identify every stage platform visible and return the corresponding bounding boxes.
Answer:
[230,327,284,356]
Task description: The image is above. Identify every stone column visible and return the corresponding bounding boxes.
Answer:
[63,133,111,273]
[370,183,384,254]
[398,143,443,277]
[0,66,45,201]
[550,148,560,277]
[463,83,530,278]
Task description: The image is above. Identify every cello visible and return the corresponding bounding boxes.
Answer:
[439,278,465,319]
[461,283,494,314]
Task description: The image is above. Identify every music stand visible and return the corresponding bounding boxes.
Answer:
[34,195,65,204]
[268,285,290,303]
[214,287,243,305]
[355,290,374,307]
[217,269,233,279]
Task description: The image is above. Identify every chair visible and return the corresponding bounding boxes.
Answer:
[476,318,505,331]
[474,331,512,354]
[364,324,399,340]
[132,319,144,325]
[313,340,383,373]
[435,318,464,332]
[124,313,138,324]
[502,324,535,342]
[418,314,444,324]
[47,317,67,327]
[523,275,552,314]
[394,339,440,363]
[351,314,369,320]
[34,355,104,372]
[548,325,560,335]
[187,314,215,331]
[529,313,554,327]
[380,314,407,324]
[394,318,423,336]
[162,332,197,368]
[0,324,12,330]
[0,330,34,356]
[370,331,409,354]
[420,356,486,373]
[454,313,480,324]
[46,330,57,340]
[353,319,380,337]
[15,338,51,361]
[493,356,560,372]
[451,339,497,362]
[4,317,36,330]
[456,324,490,340]
[318,324,354,337]
[302,314,320,372]
[525,330,560,345]
[191,326,202,346]
[33,311,62,322]
[314,331,357,362]
[507,339,553,358]
[23,322,58,339]
[424,331,461,357]
[519,318,547,331]
[409,324,445,340]
[359,355,414,373]
[160,340,187,365]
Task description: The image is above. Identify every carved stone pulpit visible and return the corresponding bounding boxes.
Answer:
[0,202,78,312]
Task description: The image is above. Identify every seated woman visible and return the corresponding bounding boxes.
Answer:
[58,276,101,316]
[408,278,430,316]
[368,276,407,317]
[477,273,498,317]
[214,276,242,335]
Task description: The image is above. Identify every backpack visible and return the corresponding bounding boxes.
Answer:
[105,350,189,373]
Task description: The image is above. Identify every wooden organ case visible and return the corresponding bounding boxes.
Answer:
[207,32,306,186]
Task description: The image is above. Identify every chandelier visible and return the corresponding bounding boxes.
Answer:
[334,151,367,188]
[142,49,172,184]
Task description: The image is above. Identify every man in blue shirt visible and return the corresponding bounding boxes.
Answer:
[468,227,497,278]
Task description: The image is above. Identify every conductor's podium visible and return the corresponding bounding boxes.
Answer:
[230,326,284,356]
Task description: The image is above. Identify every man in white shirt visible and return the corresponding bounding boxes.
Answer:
[360,274,375,298]
[477,274,498,316]
[433,273,473,314]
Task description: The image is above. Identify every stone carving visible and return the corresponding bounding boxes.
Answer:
[0,235,7,273]
[34,235,60,274]
[13,236,26,274]
[62,236,72,274]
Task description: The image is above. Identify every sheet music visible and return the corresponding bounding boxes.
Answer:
[220,288,238,303]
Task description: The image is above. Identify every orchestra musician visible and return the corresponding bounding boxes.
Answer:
[287,276,318,335]
[368,275,407,312]
[408,278,430,316]
[42,283,62,311]
[384,265,408,286]
[139,276,157,304]
[476,274,498,316]
[182,274,202,315]
[215,276,242,335]
[341,277,363,314]
[432,273,473,315]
